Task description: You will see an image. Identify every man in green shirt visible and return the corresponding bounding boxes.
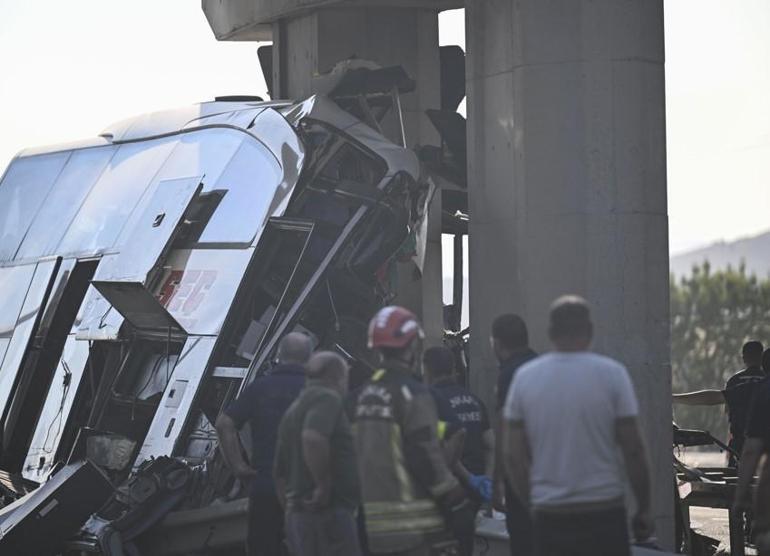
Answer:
[274,351,361,556]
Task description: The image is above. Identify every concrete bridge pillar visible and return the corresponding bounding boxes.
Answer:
[465,0,672,544]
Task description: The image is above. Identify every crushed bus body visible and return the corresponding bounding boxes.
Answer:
[0,68,449,553]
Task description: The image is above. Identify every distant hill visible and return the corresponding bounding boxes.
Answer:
[670,230,770,278]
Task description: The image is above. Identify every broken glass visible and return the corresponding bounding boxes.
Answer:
[22,335,90,482]
[75,255,125,341]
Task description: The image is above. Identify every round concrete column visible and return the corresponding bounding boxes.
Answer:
[466,0,672,544]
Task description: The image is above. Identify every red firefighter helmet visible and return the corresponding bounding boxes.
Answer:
[367,306,424,350]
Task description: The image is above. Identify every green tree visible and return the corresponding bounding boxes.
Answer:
[671,261,770,439]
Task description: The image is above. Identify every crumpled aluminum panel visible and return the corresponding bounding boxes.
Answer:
[280,95,420,180]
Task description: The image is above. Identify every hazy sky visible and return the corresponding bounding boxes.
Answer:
[1,1,769,255]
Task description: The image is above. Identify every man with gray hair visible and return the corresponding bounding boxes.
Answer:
[501,296,653,556]
[274,351,361,556]
[216,332,313,556]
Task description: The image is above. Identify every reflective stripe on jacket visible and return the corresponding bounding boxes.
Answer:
[352,361,458,553]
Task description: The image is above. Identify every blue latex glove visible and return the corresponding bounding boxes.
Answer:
[468,475,493,503]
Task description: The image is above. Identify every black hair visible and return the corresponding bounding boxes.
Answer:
[549,295,592,339]
[742,341,764,362]
[422,346,455,377]
[491,314,529,350]
[763,348,770,374]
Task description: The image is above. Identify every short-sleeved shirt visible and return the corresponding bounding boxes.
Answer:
[723,366,766,452]
[274,383,360,510]
[496,349,538,410]
[746,378,770,450]
[224,363,305,481]
[431,379,491,476]
[504,351,639,508]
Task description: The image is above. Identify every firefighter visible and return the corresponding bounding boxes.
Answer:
[353,306,475,555]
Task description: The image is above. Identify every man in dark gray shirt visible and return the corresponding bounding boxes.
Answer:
[274,351,361,556]
[491,313,537,556]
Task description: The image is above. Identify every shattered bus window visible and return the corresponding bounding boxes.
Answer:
[23,336,90,482]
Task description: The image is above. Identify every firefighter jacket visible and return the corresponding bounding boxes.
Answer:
[352,360,460,554]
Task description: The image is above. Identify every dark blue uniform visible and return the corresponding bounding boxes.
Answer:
[746,377,770,450]
[225,362,305,556]
[431,378,491,476]
[430,378,489,556]
[431,387,463,439]
[497,350,538,556]
[724,366,766,465]
[496,349,538,409]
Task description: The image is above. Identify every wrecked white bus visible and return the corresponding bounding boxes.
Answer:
[0,69,443,553]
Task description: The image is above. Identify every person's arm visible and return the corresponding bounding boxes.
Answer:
[734,437,763,512]
[301,391,344,511]
[275,477,288,509]
[616,416,653,540]
[479,400,494,478]
[734,387,769,512]
[500,371,530,508]
[273,425,288,509]
[401,390,461,500]
[452,458,473,485]
[613,366,653,541]
[302,428,331,510]
[402,389,474,542]
[501,420,530,506]
[443,427,467,470]
[455,459,494,504]
[492,414,506,511]
[673,390,725,405]
[215,413,257,480]
[273,416,291,509]
[482,429,495,478]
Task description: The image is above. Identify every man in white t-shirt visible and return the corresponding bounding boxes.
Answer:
[501,295,653,556]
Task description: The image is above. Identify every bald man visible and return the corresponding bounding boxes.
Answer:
[216,332,312,556]
[275,352,361,556]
